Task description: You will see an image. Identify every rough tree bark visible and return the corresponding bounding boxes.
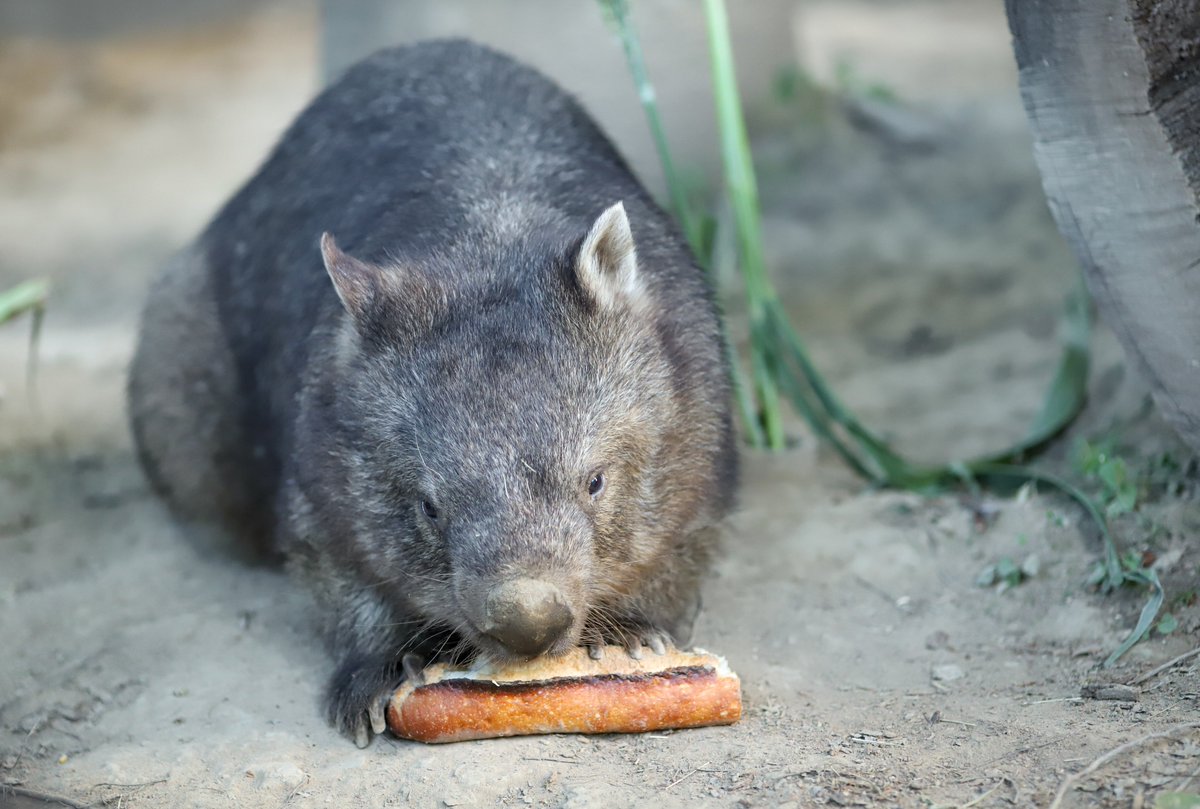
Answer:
[1006,0,1200,450]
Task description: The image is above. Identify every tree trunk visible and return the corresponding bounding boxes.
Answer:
[1006,0,1200,450]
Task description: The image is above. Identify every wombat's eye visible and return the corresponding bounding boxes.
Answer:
[586,471,606,499]
[420,499,440,522]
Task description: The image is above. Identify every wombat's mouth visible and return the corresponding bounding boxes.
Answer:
[463,623,582,666]
[456,576,585,663]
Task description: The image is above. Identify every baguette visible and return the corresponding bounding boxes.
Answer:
[387,646,742,744]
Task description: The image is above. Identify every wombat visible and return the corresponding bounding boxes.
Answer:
[127,39,737,746]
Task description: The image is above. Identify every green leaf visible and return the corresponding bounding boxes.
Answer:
[772,65,801,102]
[1156,612,1179,635]
[1106,485,1137,517]
[1155,793,1200,809]
[1104,568,1165,667]
[995,557,1022,588]
[0,279,48,325]
[1097,457,1128,493]
[0,279,48,391]
[1120,550,1145,573]
[1006,278,1092,458]
[864,83,897,103]
[973,463,1124,591]
[1076,440,1102,477]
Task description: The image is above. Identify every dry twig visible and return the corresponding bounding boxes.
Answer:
[1177,764,1200,794]
[665,760,710,791]
[0,785,87,809]
[936,718,978,728]
[1047,722,1200,809]
[1130,646,1200,686]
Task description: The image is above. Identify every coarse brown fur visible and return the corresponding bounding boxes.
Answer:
[127,39,737,746]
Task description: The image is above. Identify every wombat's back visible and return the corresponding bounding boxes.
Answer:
[128,39,732,553]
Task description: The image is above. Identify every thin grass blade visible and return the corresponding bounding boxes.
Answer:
[0,279,49,392]
[1017,278,1091,452]
[599,0,766,444]
[703,0,787,447]
[1104,569,1164,668]
[971,462,1123,589]
[597,0,701,252]
[0,280,48,325]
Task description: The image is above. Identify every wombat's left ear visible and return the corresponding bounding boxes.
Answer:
[576,202,644,310]
[321,232,384,319]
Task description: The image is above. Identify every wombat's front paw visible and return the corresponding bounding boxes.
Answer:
[326,654,422,747]
[586,625,674,660]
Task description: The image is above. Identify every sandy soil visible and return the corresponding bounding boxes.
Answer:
[1,3,1198,808]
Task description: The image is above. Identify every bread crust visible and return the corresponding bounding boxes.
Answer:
[387,647,741,743]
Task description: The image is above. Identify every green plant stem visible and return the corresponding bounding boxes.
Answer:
[606,0,1147,667]
[970,463,1122,589]
[729,348,766,448]
[599,0,762,446]
[1103,569,1163,668]
[0,279,48,324]
[0,279,49,391]
[703,0,786,449]
[599,0,698,249]
[1012,276,1092,454]
[970,461,1156,668]
[773,356,876,480]
[702,0,771,316]
[748,327,786,448]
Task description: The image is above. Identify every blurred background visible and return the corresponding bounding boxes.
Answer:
[0,0,1088,458]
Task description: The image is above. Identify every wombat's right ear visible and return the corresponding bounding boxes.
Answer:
[321,232,382,319]
[575,202,644,311]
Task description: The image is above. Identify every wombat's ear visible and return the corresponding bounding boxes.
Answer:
[321,232,383,319]
[576,202,643,310]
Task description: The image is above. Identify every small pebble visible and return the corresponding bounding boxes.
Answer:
[932,664,965,682]
[925,630,950,650]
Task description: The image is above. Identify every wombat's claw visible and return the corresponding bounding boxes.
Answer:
[350,685,396,747]
[327,658,405,747]
[644,631,669,656]
[368,690,390,736]
[626,628,672,658]
[583,626,671,659]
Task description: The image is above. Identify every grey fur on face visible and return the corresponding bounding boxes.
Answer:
[127,39,737,747]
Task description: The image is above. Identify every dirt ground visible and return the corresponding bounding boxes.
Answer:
[2,3,1198,808]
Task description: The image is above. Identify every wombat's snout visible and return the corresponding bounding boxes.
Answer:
[482,578,574,658]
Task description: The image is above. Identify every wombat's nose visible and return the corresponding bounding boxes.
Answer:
[483,578,573,658]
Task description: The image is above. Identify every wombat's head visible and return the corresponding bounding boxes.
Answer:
[318,202,722,661]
